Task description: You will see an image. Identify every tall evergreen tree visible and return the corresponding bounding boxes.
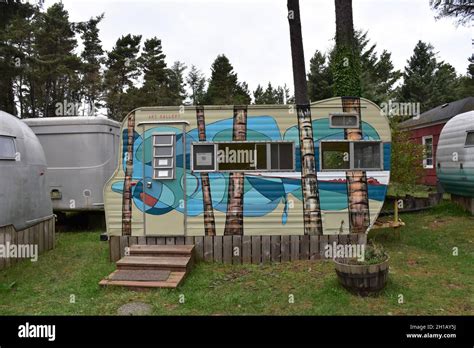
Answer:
[398,41,437,112]
[205,54,250,105]
[104,34,142,120]
[307,50,333,102]
[33,3,81,117]
[76,14,105,114]
[0,0,38,115]
[253,84,264,104]
[166,61,187,106]
[139,36,168,106]
[186,65,206,105]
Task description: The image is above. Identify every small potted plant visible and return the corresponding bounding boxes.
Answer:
[334,242,389,296]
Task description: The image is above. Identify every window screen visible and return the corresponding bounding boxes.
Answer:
[152,134,175,180]
[0,136,16,160]
[465,132,474,146]
[192,142,294,172]
[330,113,359,128]
[353,142,381,169]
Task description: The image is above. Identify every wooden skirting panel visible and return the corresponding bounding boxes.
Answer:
[0,216,56,271]
[109,234,367,264]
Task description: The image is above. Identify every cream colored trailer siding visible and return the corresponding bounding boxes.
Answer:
[104,97,390,237]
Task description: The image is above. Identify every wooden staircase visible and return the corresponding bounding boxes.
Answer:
[99,244,195,289]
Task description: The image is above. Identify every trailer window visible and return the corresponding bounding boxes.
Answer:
[191,141,294,172]
[465,131,474,146]
[422,135,433,169]
[321,142,350,170]
[353,142,382,170]
[329,113,359,128]
[320,141,383,171]
[0,136,16,160]
[152,133,175,180]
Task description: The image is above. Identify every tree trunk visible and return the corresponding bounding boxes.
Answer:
[122,112,135,236]
[335,0,355,48]
[334,0,370,234]
[224,106,247,235]
[196,106,216,236]
[287,0,323,235]
[343,97,370,233]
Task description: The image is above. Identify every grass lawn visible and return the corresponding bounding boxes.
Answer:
[0,201,472,315]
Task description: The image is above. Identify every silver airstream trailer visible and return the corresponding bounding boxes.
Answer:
[23,117,120,213]
[0,111,55,270]
[436,110,474,214]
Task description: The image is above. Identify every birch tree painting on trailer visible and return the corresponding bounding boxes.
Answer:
[196,106,216,236]
[287,0,323,235]
[224,106,248,235]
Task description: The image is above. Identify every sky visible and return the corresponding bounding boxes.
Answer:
[43,0,472,96]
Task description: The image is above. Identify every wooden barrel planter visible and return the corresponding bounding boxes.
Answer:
[334,257,389,296]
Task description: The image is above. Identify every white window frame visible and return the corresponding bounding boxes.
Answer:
[422,135,434,169]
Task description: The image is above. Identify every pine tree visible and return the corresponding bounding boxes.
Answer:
[166,61,187,106]
[398,41,437,112]
[30,2,81,117]
[186,65,206,105]
[429,62,460,106]
[139,37,168,106]
[0,0,38,115]
[205,54,250,105]
[104,34,142,120]
[307,50,333,102]
[253,84,264,104]
[76,14,105,114]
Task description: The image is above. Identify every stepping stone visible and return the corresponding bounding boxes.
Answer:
[117,302,153,316]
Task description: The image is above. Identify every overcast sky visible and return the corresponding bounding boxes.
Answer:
[44,0,472,95]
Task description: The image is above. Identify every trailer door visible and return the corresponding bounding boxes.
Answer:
[140,121,188,236]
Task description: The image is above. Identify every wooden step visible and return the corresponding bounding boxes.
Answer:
[99,271,186,289]
[129,244,194,257]
[116,256,192,273]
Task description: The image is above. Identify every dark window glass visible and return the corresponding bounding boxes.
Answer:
[270,143,279,170]
[353,142,381,169]
[278,143,293,170]
[465,132,474,146]
[256,144,267,170]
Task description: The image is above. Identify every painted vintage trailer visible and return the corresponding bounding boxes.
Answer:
[104,97,391,262]
[436,111,474,213]
[23,117,120,212]
[0,111,55,270]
